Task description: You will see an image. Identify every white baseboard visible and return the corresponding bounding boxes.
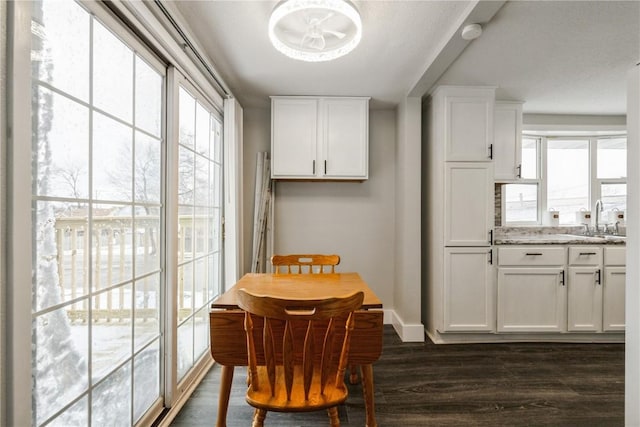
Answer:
[389,310,425,342]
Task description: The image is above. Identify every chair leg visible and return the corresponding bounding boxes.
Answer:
[349,364,359,384]
[252,408,266,427]
[327,406,340,427]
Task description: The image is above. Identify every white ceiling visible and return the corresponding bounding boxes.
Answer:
[172,1,639,114]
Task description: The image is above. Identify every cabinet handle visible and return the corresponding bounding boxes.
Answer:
[313,160,315,175]
[489,144,493,160]
[579,252,597,256]
[596,269,601,285]
[516,164,522,178]
[489,229,493,245]
[560,270,565,286]
[488,249,493,265]
[324,160,327,174]
[525,252,543,256]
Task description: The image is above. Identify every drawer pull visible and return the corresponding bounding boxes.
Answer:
[525,253,543,256]
[579,252,597,256]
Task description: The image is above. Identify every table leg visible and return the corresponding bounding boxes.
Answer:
[361,364,377,427]
[216,365,234,427]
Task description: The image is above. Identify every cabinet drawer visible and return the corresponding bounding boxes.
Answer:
[568,246,602,265]
[604,247,626,266]
[498,247,566,266]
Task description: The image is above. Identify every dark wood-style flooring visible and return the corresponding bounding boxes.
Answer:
[170,326,624,426]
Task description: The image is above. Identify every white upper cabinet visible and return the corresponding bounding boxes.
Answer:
[431,86,495,162]
[271,98,318,178]
[271,96,369,180]
[494,101,523,181]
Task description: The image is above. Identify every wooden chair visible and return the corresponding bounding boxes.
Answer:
[236,288,364,427]
[270,253,359,384]
[271,254,340,274]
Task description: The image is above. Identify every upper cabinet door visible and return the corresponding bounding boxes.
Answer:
[271,98,318,178]
[321,98,369,179]
[494,101,523,181]
[443,89,495,161]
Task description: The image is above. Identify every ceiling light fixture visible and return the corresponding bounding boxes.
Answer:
[268,0,362,62]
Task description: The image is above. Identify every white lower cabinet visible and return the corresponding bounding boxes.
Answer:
[497,267,566,332]
[497,247,567,332]
[567,246,603,332]
[603,245,626,331]
[603,267,625,331]
[442,247,494,332]
[567,267,602,332]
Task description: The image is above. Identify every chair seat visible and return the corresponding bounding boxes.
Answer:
[247,365,348,412]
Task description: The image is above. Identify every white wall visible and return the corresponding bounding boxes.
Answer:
[0,1,6,422]
[392,97,424,341]
[626,64,639,427]
[242,108,271,274]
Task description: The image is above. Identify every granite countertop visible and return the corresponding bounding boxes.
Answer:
[494,226,626,245]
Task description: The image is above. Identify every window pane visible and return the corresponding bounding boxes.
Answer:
[92,363,132,426]
[92,204,134,289]
[547,140,589,224]
[177,318,194,381]
[505,184,538,223]
[92,112,133,202]
[134,342,160,422]
[597,138,627,179]
[33,306,88,425]
[135,56,162,137]
[35,87,89,199]
[32,0,90,101]
[93,20,133,122]
[135,132,161,203]
[135,274,160,350]
[601,183,627,214]
[92,284,132,383]
[521,137,538,179]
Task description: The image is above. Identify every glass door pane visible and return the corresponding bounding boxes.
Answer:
[176,86,223,382]
[30,1,165,425]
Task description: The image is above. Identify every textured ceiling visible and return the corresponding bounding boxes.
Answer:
[173,0,639,114]
[436,1,640,115]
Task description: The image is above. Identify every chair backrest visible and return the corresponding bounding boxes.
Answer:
[236,288,364,402]
[271,254,340,274]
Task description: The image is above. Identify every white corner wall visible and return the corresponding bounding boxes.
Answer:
[241,108,271,275]
[626,64,640,427]
[393,97,424,342]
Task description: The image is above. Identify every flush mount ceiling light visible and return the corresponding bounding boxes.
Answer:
[268,0,362,62]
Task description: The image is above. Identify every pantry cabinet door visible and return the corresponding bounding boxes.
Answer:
[445,162,494,246]
[443,248,495,332]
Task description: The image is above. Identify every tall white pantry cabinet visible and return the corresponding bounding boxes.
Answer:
[424,86,496,337]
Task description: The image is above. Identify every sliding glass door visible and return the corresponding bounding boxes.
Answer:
[26,1,224,425]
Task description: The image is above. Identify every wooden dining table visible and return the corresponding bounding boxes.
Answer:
[209,272,384,427]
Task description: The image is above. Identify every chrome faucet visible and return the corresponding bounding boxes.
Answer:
[595,199,604,233]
